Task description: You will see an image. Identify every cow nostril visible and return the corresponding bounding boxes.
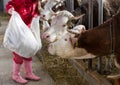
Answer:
[46,35,50,38]
[64,38,67,41]
[43,15,45,17]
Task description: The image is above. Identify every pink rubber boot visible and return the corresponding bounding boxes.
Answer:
[24,60,41,81]
[12,62,28,84]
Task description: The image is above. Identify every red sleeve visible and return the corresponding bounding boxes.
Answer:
[6,0,25,13]
[6,0,15,13]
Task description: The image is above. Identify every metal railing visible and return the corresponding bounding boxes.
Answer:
[66,0,104,73]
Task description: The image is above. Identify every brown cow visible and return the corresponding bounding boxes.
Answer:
[76,10,120,66]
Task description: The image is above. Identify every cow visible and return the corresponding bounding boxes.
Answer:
[40,0,65,21]
[47,10,120,71]
[39,0,66,32]
[42,10,75,42]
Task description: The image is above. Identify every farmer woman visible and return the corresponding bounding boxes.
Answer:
[6,0,42,84]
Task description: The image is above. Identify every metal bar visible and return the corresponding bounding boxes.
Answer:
[98,0,103,25]
[66,0,74,12]
[88,0,93,29]
[88,0,93,69]
[70,0,74,12]
[97,0,103,74]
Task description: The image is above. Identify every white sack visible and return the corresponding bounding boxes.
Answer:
[3,11,42,58]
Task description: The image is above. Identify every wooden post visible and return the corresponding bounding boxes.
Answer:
[88,0,93,69]
[97,0,103,74]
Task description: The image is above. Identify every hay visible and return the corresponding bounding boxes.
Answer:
[37,40,119,85]
[37,41,88,85]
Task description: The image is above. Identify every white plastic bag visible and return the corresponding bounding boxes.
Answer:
[3,11,42,58]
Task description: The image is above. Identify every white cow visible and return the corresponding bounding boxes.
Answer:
[47,25,96,59]
[42,10,75,42]
[41,0,65,20]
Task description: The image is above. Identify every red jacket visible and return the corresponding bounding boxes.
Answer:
[6,0,39,25]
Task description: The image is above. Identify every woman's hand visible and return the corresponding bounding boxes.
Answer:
[8,7,14,14]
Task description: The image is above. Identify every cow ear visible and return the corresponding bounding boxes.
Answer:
[81,27,86,33]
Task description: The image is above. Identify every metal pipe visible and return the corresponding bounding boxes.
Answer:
[88,0,93,69]
[67,0,74,12]
[97,0,103,74]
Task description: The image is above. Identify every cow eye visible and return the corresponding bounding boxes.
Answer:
[63,24,66,27]
[64,38,67,41]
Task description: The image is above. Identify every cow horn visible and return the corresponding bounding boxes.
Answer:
[71,14,85,20]
[66,14,85,28]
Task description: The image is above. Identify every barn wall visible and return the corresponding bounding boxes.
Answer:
[66,0,74,12]
[0,0,4,12]
[3,0,9,12]
[0,0,9,12]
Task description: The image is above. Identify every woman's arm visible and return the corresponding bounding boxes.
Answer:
[6,0,15,14]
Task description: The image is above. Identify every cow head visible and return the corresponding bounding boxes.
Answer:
[42,22,68,42]
[42,10,74,42]
[41,0,65,20]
